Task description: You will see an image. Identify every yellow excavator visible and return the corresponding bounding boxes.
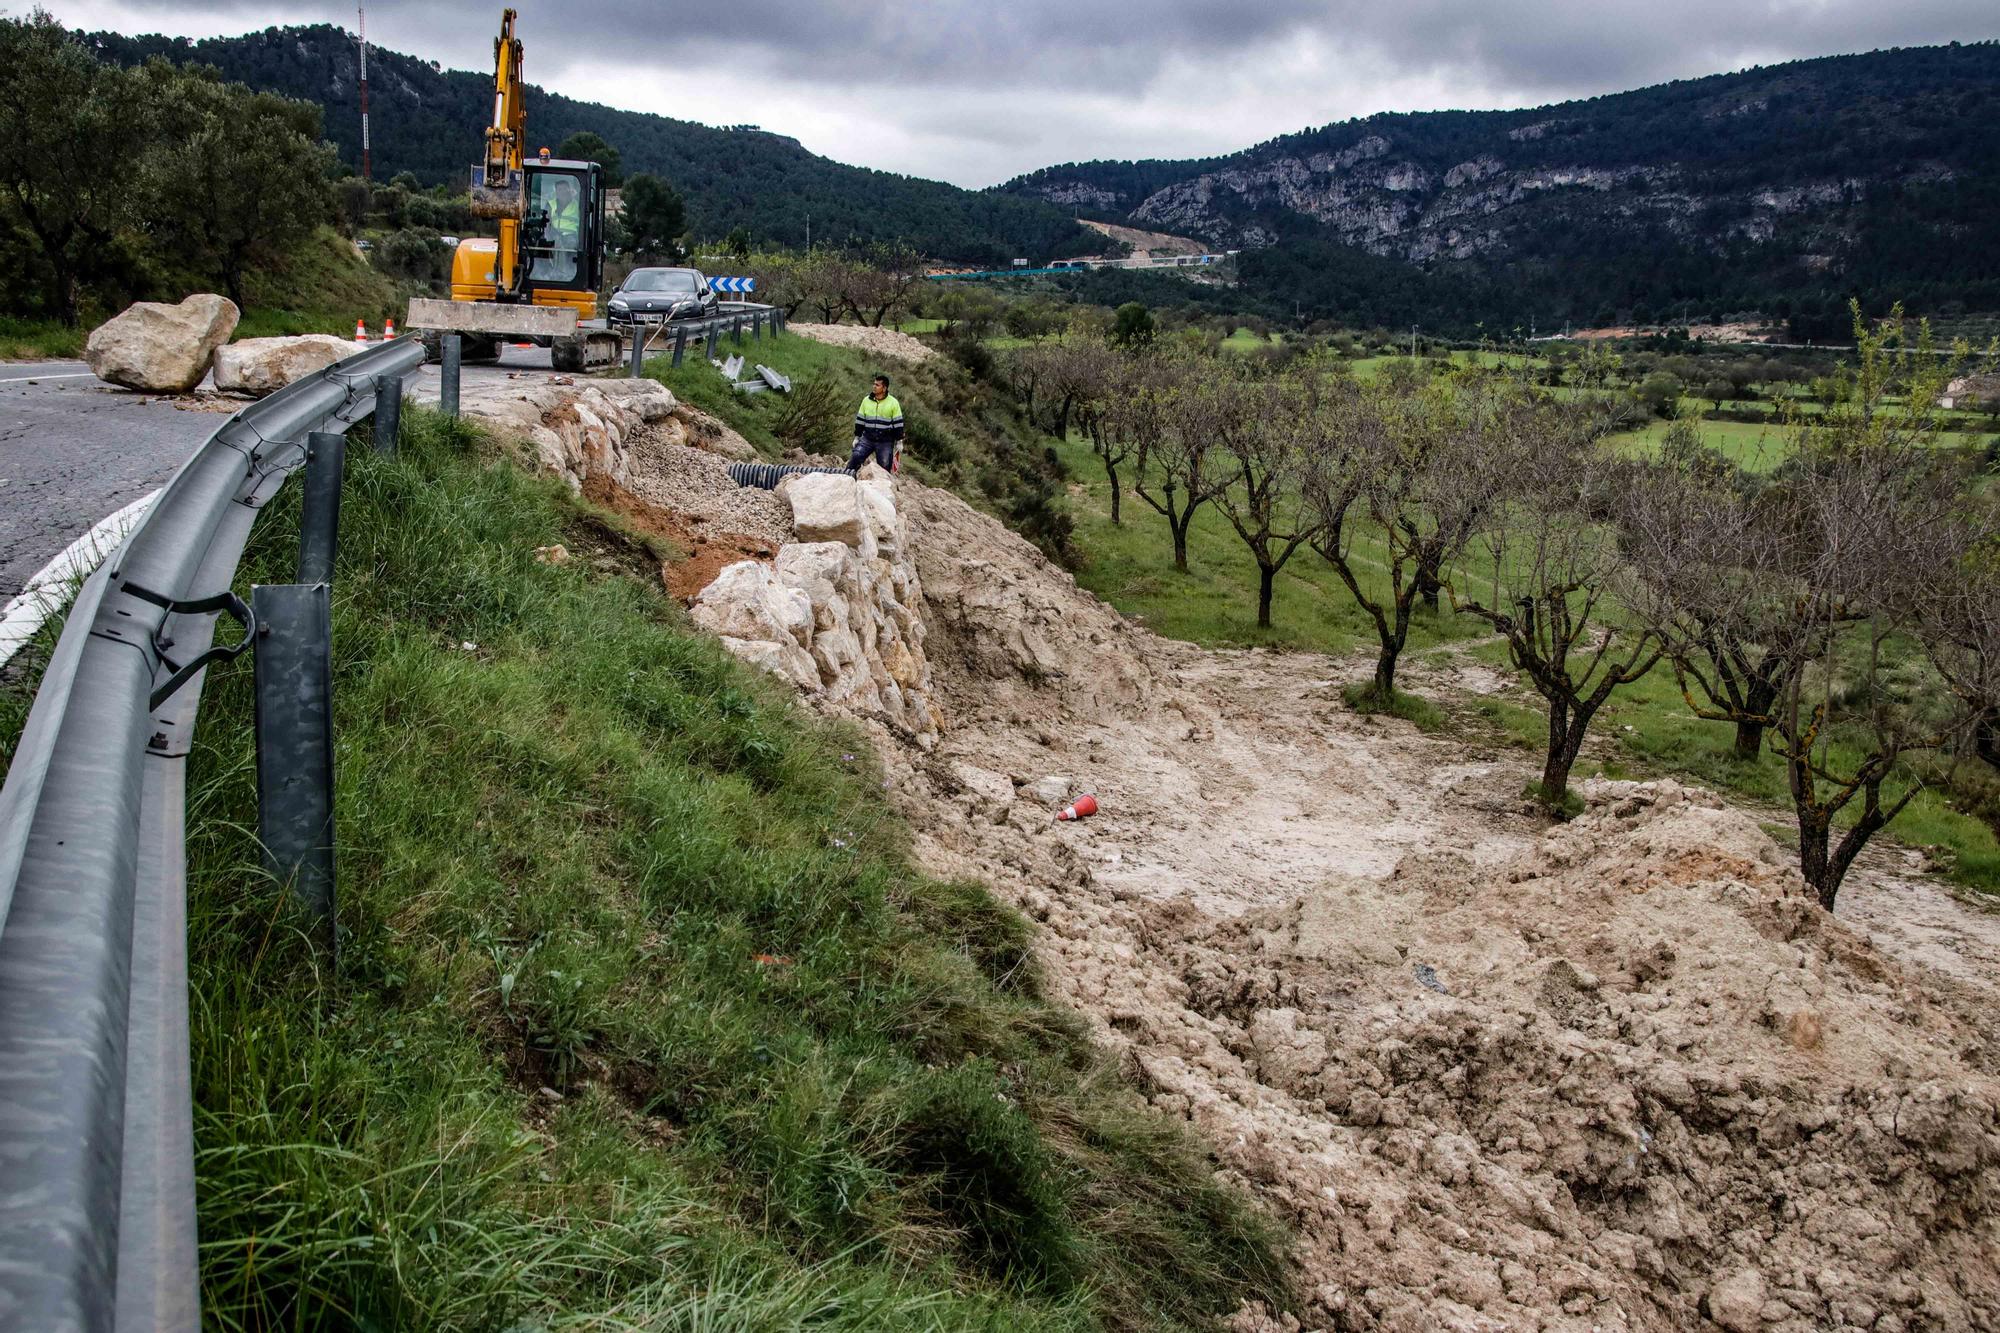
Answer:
[407,8,622,371]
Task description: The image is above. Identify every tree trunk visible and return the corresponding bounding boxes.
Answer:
[1373,646,1399,700]
[1416,565,1442,613]
[1538,706,1586,809]
[1257,565,1275,629]
[1731,719,1765,761]
[1105,461,1122,525]
[1170,515,1190,574]
[1795,805,1836,909]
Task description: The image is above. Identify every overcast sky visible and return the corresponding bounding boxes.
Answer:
[35,1,2000,187]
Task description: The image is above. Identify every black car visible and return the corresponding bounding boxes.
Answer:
[607,267,719,328]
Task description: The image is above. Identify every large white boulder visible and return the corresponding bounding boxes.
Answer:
[690,560,813,651]
[718,636,820,691]
[212,335,364,397]
[85,294,240,393]
[783,473,865,546]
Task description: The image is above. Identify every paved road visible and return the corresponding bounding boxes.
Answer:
[0,335,659,604]
[0,361,229,602]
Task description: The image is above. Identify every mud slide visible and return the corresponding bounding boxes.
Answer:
[619,437,2000,1332]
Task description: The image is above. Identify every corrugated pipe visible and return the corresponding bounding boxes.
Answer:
[726,462,855,490]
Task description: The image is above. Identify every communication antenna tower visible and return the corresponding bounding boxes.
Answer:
[358,7,372,180]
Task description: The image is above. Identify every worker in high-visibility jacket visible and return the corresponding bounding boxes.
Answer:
[848,374,905,472]
[542,176,582,282]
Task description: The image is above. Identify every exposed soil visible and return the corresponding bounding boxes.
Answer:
[786,322,938,364]
[874,481,2000,1333]
[607,434,2000,1331]
[1077,217,1210,257]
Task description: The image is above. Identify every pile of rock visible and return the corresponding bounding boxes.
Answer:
[692,468,940,745]
[84,296,375,398]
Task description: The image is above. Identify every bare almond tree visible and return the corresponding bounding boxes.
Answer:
[1453,421,1661,810]
[1212,374,1323,628]
[1619,304,1978,907]
[1619,423,1801,761]
[1306,378,1525,701]
[1124,355,1241,575]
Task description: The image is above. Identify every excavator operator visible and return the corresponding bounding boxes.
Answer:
[538,175,582,283]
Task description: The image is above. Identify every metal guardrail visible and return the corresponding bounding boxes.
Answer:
[623,303,784,376]
[0,336,425,1331]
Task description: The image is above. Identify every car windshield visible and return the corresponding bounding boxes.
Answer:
[625,270,698,293]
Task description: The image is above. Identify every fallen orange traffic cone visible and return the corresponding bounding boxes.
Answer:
[383,316,397,340]
[1055,794,1099,821]
[353,319,367,342]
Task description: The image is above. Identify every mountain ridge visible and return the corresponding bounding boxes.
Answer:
[80,23,1095,268]
[1001,42,2000,330]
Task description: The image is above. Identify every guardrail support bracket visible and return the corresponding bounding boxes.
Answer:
[440,334,461,419]
[298,431,345,584]
[252,583,336,946]
[374,377,401,456]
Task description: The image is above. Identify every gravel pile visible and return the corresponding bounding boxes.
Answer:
[787,322,937,364]
[624,430,793,547]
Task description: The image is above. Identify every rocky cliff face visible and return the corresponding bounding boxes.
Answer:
[1001,43,1998,306]
[1030,137,1867,265]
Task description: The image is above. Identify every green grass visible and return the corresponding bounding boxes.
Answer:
[1610,414,1995,473]
[641,330,888,455]
[0,316,86,359]
[1051,431,1492,661]
[1218,328,1282,353]
[1,408,1289,1329]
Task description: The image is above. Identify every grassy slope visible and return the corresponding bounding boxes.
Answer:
[0,410,1287,1330]
[0,228,403,359]
[1050,424,2000,891]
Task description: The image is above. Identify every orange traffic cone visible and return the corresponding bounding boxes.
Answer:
[383,316,397,340]
[353,319,367,342]
[1054,794,1099,821]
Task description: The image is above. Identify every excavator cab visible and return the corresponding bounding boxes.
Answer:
[520,161,605,298]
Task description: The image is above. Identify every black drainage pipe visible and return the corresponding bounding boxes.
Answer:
[727,461,856,490]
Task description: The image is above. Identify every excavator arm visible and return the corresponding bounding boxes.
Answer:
[468,7,527,301]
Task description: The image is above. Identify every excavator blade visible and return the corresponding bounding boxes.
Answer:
[406,297,577,338]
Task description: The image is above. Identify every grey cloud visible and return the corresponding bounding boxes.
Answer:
[48,0,2000,184]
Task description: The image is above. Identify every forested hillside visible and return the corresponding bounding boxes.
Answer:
[82,24,1094,267]
[1004,43,2000,336]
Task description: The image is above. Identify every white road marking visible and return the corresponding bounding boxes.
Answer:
[0,372,98,384]
[0,488,162,669]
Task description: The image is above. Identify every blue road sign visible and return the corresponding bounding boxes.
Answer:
[712,276,756,293]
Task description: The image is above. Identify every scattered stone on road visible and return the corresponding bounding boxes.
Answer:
[212,334,363,397]
[84,294,239,393]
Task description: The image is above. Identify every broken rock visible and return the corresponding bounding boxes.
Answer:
[211,334,364,397]
[784,473,865,546]
[691,560,812,650]
[85,294,240,393]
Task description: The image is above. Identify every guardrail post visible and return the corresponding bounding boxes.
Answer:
[774,309,786,337]
[440,333,461,419]
[732,315,744,345]
[373,375,401,455]
[671,323,688,368]
[628,326,644,379]
[297,431,345,585]
[253,583,336,947]
[752,311,763,341]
